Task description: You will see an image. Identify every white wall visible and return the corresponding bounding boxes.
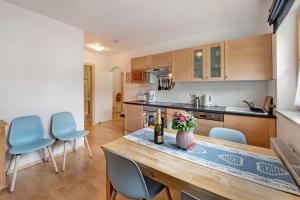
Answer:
[140,81,268,107]
[110,19,272,105]
[0,1,84,167]
[276,5,299,110]
[84,50,112,122]
[275,1,300,155]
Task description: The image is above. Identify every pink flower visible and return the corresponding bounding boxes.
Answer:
[179,115,187,122]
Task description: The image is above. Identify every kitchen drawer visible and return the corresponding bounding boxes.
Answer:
[194,119,224,136]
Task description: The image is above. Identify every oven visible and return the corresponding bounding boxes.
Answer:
[143,106,167,128]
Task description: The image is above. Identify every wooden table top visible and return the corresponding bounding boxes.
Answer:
[102,130,300,200]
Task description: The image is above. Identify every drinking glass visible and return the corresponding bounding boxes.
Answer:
[143,112,149,128]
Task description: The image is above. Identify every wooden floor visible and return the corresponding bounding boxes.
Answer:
[0,118,179,200]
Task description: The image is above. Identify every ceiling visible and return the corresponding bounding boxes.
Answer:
[5,0,271,55]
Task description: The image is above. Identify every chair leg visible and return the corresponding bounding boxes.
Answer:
[41,148,48,162]
[47,146,58,173]
[165,187,172,200]
[84,136,92,158]
[73,139,76,152]
[47,139,58,162]
[6,155,14,175]
[62,141,67,172]
[110,190,117,200]
[10,155,20,192]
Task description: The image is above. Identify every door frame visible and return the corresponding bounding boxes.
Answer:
[84,63,95,126]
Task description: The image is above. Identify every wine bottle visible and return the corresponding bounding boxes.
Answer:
[154,109,164,144]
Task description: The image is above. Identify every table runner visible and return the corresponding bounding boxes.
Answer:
[124,128,300,196]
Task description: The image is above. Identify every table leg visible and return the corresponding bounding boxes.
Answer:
[106,173,113,200]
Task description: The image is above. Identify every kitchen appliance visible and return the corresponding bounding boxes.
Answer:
[194,96,201,107]
[143,106,167,128]
[264,96,275,115]
[203,94,214,106]
[192,111,224,136]
[147,91,156,102]
[137,93,147,101]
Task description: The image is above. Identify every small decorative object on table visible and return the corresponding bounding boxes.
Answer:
[172,112,198,150]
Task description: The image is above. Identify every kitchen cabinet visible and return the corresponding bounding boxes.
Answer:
[131,56,150,70]
[194,118,224,136]
[191,45,207,81]
[172,48,191,82]
[190,43,225,81]
[207,43,225,81]
[131,70,146,83]
[125,104,144,133]
[224,114,276,148]
[149,52,172,68]
[225,34,272,80]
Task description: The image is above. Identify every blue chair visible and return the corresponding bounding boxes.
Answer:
[181,192,199,200]
[7,115,58,192]
[103,148,172,200]
[209,127,247,144]
[51,112,92,171]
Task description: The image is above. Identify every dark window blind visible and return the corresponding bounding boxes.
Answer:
[268,0,295,33]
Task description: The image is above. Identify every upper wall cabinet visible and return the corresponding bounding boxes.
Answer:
[190,43,224,81]
[149,52,172,68]
[131,56,150,70]
[207,42,225,81]
[225,34,272,81]
[191,46,207,81]
[172,48,191,82]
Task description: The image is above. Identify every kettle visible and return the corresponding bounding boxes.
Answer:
[203,94,214,106]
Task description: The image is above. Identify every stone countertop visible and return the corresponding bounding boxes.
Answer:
[124,101,276,119]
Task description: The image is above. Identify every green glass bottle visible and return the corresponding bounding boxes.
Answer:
[154,109,164,144]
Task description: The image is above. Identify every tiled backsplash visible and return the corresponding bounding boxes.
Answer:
[139,81,268,108]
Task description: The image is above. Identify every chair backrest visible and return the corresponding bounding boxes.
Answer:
[103,148,150,199]
[9,115,44,146]
[51,112,76,137]
[209,127,247,144]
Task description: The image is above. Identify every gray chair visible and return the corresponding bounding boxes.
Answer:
[103,148,172,200]
[181,192,199,200]
[209,127,247,144]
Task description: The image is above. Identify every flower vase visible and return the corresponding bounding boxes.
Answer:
[176,130,194,150]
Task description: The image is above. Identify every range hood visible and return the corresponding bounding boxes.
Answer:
[144,67,171,75]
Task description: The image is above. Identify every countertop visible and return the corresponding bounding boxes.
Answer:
[124,101,276,118]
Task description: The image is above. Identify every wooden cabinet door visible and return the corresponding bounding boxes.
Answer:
[149,52,172,68]
[172,48,191,82]
[194,119,224,136]
[131,56,150,70]
[191,46,207,81]
[225,34,272,80]
[207,42,225,81]
[131,71,146,83]
[125,104,144,132]
[224,114,276,148]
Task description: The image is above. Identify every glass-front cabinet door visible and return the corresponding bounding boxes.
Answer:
[207,42,225,80]
[191,46,207,81]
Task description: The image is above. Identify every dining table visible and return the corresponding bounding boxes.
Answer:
[101,128,300,200]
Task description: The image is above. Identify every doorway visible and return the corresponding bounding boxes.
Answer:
[111,67,125,119]
[84,64,95,128]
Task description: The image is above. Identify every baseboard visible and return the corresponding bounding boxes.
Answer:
[6,145,86,175]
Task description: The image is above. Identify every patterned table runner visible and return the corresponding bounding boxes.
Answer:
[124,128,300,196]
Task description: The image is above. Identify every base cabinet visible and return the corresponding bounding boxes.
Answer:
[194,119,224,136]
[125,104,144,133]
[224,115,276,148]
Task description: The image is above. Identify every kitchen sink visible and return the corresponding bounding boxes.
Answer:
[225,107,268,115]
